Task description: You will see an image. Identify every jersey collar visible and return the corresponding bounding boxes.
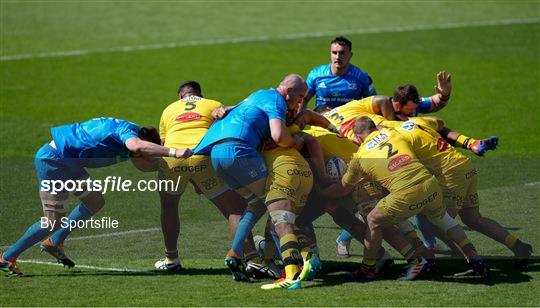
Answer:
[181,95,203,101]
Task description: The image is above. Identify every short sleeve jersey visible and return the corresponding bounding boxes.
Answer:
[193,88,287,154]
[50,117,139,168]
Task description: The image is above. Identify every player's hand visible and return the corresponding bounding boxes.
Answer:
[175,148,193,158]
[435,71,452,97]
[318,174,337,188]
[211,106,229,119]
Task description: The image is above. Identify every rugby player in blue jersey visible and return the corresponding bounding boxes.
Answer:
[193,74,307,283]
[305,36,376,111]
[0,117,191,276]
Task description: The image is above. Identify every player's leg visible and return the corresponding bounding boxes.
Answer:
[154,190,183,271]
[357,206,386,281]
[325,197,395,272]
[41,189,103,268]
[459,206,533,269]
[2,144,75,275]
[1,191,68,277]
[439,126,498,156]
[210,141,268,281]
[190,155,260,263]
[261,157,314,290]
[260,199,303,288]
[422,178,489,277]
[455,164,531,269]
[412,214,436,248]
[209,189,259,261]
[335,229,353,258]
[227,182,267,258]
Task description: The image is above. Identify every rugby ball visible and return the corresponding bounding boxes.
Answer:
[325,156,347,181]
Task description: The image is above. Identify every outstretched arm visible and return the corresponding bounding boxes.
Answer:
[126,137,192,158]
[427,71,452,112]
[296,109,340,133]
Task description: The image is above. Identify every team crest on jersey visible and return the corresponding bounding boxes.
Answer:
[318,82,327,89]
[348,82,357,90]
[176,112,201,122]
[437,138,449,152]
[401,121,416,131]
[365,132,390,150]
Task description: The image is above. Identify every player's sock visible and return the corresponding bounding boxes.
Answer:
[361,258,377,274]
[166,249,179,259]
[398,243,416,259]
[405,231,435,261]
[3,220,52,261]
[455,134,477,149]
[230,210,258,257]
[297,233,311,261]
[269,228,283,259]
[336,229,353,244]
[504,234,519,249]
[413,215,436,248]
[244,248,260,263]
[457,238,478,261]
[280,233,302,280]
[50,203,93,246]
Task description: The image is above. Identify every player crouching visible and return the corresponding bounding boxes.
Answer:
[321,116,490,281]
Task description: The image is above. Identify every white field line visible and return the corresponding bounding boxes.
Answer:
[1,18,538,62]
[67,227,160,241]
[18,259,146,273]
[525,181,540,186]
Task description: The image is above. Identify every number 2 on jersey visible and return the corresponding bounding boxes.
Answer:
[380,143,398,158]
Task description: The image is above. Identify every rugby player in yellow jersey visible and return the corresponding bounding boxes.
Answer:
[382,116,533,269]
[155,81,257,271]
[297,124,438,279]
[259,127,315,290]
[323,77,498,157]
[321,116,489,280]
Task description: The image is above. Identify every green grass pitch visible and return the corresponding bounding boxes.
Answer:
[1,1,539,306]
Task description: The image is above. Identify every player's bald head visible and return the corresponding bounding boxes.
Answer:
[279,74,307,95]
[353,116,377,137]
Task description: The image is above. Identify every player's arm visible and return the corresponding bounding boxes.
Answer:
[418,115,445,131]
[301,134,334,186]
[269,119,304,149]
[303,70,317,107]
[125,137,192,158]
[159,112,167,146]
[361,74,377,97]
[371,95,397,120]
[425,71,452,113]
[320,157,364,197]
[298,109,339,133]
[319,180,356,198]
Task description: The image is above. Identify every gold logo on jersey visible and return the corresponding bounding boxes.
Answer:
[176,112,202,123]
[387,154,412,171]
